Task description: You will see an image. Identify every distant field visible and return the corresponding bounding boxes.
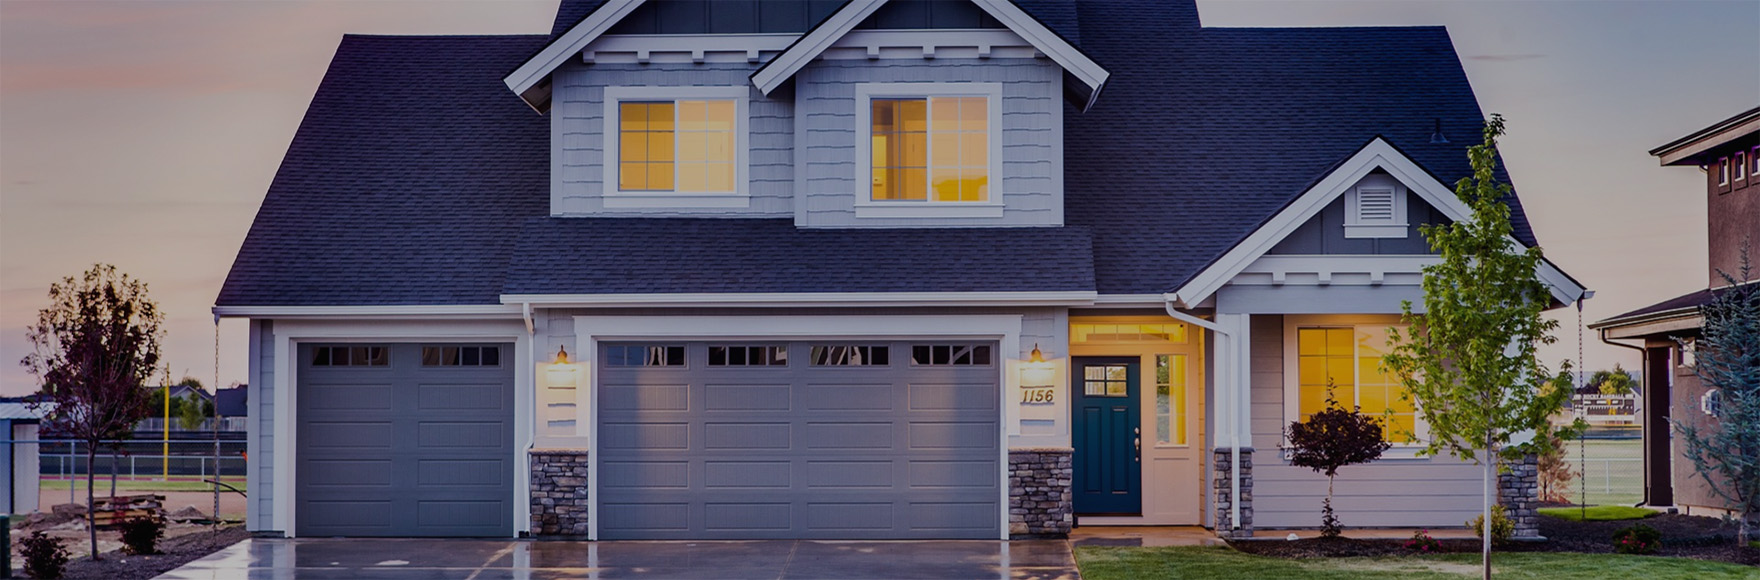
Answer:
[40,477,246,493]
[1557,438,1642,507]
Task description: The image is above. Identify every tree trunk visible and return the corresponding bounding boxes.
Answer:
[1482,435,1493,580]
[109,450,118,500]
[86,444,99,560]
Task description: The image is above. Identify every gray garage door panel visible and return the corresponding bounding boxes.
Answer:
[598,341,1001,540]
[296,343,514,537]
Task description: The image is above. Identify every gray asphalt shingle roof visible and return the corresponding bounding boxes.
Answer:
[217,0,1548,307]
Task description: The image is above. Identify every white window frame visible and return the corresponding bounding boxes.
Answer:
[1717,157,1730,186]
[1736,151,1748,182]
[1282,315,1429,458]
[853,82,1005,219]
[1343,173,1409,239]
[1751,146,1759,178]
[602,86,750,208]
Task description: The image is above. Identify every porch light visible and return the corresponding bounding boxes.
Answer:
[1028,344,1047,365]
[1020,343,1056,388]
[545,345,578,388]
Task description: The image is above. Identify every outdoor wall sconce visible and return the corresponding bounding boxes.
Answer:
[1019,343,1057,401]
[544,345,578,388]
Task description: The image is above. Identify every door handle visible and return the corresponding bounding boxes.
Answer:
[1134,437,1141,461]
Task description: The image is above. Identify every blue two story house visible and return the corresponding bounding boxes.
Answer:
[217,0,1585,540]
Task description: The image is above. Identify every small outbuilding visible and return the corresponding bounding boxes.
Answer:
[0,401,43,515]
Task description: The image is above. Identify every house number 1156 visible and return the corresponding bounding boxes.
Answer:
[1020,388,1055,404]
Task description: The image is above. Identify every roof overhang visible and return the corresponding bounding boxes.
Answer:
[1167,137,1587,309]
[503,0,648,112]
[1649,105,1760,166]
[1589,307,1701,340]
[212,304,524,319]
[750,0,1109,109]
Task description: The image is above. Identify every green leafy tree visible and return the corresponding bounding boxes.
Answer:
[1382,116,1575,579]
[177,394,212,431]
[1590,364,1635,395]
[19,264,164,560]
[1280,384,1391,538]
[1671,248,1759,545]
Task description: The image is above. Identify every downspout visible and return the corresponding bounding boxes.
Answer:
[1165,301,1241,532]
[521,302,536,535]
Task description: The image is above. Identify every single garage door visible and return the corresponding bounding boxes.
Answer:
[598,341,1001,540]
[296,343,514,537]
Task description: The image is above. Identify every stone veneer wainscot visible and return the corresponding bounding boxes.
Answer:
[1008,448,1073,537]
[1498,453,1542,540]
[530,449,590,537]
[1212,448,1253,539]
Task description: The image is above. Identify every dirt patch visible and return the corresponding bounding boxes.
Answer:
[57,525,249,580]
[1229,514,1759,566]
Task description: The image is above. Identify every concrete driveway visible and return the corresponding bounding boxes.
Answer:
[153,537,1079,579]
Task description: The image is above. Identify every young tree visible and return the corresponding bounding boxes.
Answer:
[1672,248,1759,545]
[1382,116,1575,579]
[19,264,164,560]
[1590,365,1636,395]
[177,394,212,431]
[1281,385,1391,538]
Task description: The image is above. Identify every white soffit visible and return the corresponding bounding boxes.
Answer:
[1168,137,1586,308]
[750,0,1108,100]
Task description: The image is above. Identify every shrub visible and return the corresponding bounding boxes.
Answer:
[1468,505,1514,545]
[118,515,165,555]
[21,530,70,579]
[1403,529,1443,553]
[1613,524,1662,555]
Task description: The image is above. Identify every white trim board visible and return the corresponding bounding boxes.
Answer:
[504,0,648,112]
[572,314,1026,540]
[1167,138,1586,308]
[502,291,1097,308]
[749,0,1108,105]
[213,304,523,319]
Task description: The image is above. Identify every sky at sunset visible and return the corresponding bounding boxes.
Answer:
[2,0,1757,396]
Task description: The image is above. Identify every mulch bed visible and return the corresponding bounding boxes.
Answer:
[1229,514,1758,566]
[60,525,250,580]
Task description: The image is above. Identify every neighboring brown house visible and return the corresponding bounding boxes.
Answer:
[1592,106,1759,516]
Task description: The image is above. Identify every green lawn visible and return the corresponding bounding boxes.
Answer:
[1074,546,1759,580]
[40,477,246,493]
[1538,505,1656,521]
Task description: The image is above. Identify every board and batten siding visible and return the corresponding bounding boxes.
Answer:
[794,58,1063,228]
[551,61,794,217]
[246,319,275,532]
[1247,315,1486,529]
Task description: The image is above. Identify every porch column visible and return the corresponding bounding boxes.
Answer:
[1211,313,1253,539]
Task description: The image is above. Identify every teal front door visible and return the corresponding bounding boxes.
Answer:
[1072,357,1142,515]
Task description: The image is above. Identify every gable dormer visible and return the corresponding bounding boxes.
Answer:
[508,0,1107,226]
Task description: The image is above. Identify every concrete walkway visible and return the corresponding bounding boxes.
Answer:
[153,537,1080,579]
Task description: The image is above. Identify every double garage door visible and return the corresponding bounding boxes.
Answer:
[598,341,1002,539]
[296,343,514,537]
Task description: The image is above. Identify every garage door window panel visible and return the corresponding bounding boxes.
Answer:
[421,345,501,367]
[910,344,992,366]
[311,345,389,367]
[708,345,787,366]
[605,344,686,367]
[809,345,890,366]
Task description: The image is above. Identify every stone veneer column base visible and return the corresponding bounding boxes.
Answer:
[1212,448,1254,539]
[530,449,590,537]
[1008,448,1072,538]
[1499,453,1542,540]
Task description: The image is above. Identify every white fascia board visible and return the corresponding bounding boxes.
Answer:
[969,0,1107,93]
[751,0,1108,99]
[1170,137,1585,307]
[501,291,1097,308]
[212,304,524,319]
[751,0,888,94]
[503,0,648,111]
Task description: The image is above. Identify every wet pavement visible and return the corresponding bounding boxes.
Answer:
[153,537,1080,579]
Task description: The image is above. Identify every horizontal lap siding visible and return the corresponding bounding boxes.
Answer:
[552,62,793,217]
[249,320,275,531]
[1248,315,1483,529]
[796,58,1062,228]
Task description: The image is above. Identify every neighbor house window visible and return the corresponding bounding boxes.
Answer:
[1718,158,1730,186]
[1291,324,1418,444]
[619,100,736,192]
[1751,146,1759,176]
[1736,152,1748,181]
[870,96,989,202]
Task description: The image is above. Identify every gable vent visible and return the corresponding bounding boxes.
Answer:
[1356,188,1397,222]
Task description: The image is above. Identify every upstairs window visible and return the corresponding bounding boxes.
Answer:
[1717,157,1730,186]
[855,83,1002,218]
[603,87,747,205]
[870,97,988,202]
[1736,151,1748,182]
[1752,146,1759,177]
